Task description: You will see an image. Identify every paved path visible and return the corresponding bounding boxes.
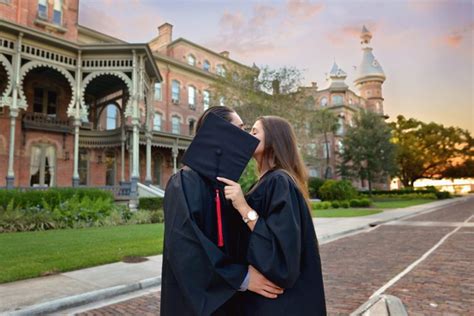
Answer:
[70,196,474,315]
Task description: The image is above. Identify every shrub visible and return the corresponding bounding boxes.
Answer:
[340,201,350,208]
[359,198,372,207]
[435,191,451,199]
[319,180,357,201]
[308,177,325,199]
[331,201,340,208]
[138,197,164,211]
[127,210,152,225]
[150,210,165,223]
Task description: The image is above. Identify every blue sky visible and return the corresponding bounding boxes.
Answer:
[79,0,473,132]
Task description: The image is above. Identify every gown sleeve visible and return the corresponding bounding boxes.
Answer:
[163,171,247,316]
[246,174,303,289]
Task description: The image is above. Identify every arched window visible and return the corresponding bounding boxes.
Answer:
[53,0,62,25]
[78,149,88,185]
[153,112,162,131]
[203,60,210,72]
[320,97,328,107]
[189,118,196,136]
[216,64,226,77]
[187,54,196,66]
[172,116,181,134]
[203,90,210,111]
[105,104,119,130]
[188,86,196,109]
[154,83,162,101]
[171,80,180,103]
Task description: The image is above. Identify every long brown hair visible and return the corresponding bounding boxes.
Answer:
[257,116,311,208]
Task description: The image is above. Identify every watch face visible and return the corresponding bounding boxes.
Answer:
[248,210,257,220]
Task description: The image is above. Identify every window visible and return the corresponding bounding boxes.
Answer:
[78,149,88,185]
[320,97,328,107]
[38,0,47,19]
[153,155,163,187]
[188,86,196,109]
[332,95,343,105]
[337,140,344,153]
[203,60,210,72]
[154,83,162,101]
[33,88,57,117]
[153,112,162,131]
[189,119,196,136]
[30,144,56,187]
[171,80,180,103]
[53,0,62,25]
[309,167,319,178]
[337,116,344,135]
[219,96,225,107]
[203,90,210,111]
[216,64,226,77]
[105,104,118,130]
[307,143,317,156]
[171,116,181,134]
[187,54,196,66]
[323,142,331,159]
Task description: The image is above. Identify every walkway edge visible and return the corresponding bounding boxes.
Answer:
[7,277,161,316]
[319,196,468,244]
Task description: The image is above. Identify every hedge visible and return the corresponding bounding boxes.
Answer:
[0,188,114,210]
[138,197,164,210]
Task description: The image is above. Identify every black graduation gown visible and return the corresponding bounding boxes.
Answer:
[241,170,327,316]
[160,168,248,316]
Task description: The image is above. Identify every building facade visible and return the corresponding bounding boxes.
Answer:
[301,26,387,189]
[0,0,253,197]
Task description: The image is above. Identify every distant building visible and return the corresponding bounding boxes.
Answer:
[0,0,254,197]
[299,26,387,189]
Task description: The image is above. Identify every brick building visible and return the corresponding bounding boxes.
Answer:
[0,0,254,199]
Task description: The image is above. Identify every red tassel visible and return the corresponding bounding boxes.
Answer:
[215,189,224,247]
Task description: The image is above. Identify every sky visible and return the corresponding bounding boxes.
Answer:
[79,0,474,133]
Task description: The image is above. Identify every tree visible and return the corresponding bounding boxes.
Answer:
[209,65,307,129]
[310,109,339,179]
[390,115,473,187]
[340,110,397,193]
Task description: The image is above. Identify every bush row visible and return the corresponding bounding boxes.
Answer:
[0,188,114,210]
[312,198,372,210]
[372,193,437,200]
[138,197,164,210]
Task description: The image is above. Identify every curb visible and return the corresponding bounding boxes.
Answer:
[6,277,161,316]
[318,196,468,244]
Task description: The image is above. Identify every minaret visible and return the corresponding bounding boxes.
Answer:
[354,26,386,114]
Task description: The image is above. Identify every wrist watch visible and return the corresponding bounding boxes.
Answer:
[243,210,259,223]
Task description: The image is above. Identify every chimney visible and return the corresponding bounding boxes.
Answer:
[158,23,173,45]
[220,51,230,58]
[311,82,318,90]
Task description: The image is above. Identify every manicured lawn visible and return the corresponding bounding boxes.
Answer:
[0,224,163,284]
[372,199,435,209]
[312,208,383,218]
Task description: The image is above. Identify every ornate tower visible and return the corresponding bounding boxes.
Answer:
[354,26,386,114]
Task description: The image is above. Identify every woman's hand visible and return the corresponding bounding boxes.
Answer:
[247,265,284,299]
[217,177,250,215]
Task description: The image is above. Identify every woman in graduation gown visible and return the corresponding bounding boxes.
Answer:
[160,107,283,316]
[218,116,327,316]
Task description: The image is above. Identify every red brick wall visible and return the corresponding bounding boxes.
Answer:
[0,0,79,42]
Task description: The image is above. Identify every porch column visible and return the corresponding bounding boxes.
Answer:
[6,33,23,189]
[120,127,125,182]
[72,119,81,187]
[145,131,152,185]
[72,51,82,187]
[129,50,139,210]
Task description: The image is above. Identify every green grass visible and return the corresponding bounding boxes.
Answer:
[0,224,164,284]
[311,208,383,218]
[372,199,434,209]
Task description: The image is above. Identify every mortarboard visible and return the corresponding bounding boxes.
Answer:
[182,111,259,247]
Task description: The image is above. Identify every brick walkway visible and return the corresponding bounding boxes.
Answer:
[77,198,474,315]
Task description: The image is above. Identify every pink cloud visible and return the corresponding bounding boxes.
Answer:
[286,0,323,20]
[436,23,474,48]
[219,11,245,32]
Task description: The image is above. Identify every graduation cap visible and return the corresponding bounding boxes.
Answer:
[182,111,259,247]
